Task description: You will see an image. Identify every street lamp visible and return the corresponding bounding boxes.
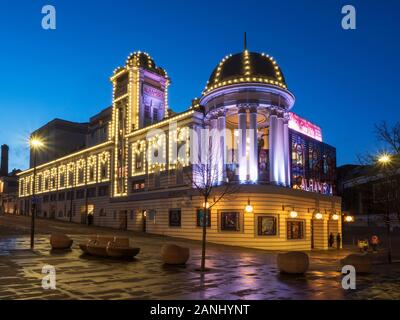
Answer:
[376,152,394,264]
[377,153,392,165]
[29,136,44,249]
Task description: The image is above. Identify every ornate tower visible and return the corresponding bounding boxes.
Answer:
[109,52,169,196]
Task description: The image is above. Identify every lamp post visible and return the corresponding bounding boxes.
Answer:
[30,137,44,249]
[377,153,393,264]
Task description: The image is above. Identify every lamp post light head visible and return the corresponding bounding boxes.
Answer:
[203,202,210,209]
[377,153,392,165]
[344,215,354,223]
[30,137,44,149]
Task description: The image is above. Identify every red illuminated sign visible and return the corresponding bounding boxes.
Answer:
[288,112,322,142]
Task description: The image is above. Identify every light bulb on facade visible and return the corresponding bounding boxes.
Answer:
[289,210,298,218]
[332,214,339,221]
[314,212,323,220]
[245,198,253,213]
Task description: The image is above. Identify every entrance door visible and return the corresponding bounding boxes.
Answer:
[119,210,128,230]
[142,210,147,232]
[311,219,315,249]
[87,205,94,226]
[80,205,86,224]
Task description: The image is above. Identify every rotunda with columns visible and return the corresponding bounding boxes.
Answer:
[200,49,295,187]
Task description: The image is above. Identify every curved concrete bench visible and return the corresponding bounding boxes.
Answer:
[340,254,372,274]
[277,251,309,274]
[106,243,140,259]
[86,236,114,257]
[50,233,73,250]
[79,235,97,253]
[161,244,190,265]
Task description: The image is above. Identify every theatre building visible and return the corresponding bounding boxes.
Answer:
[18,47,341,251]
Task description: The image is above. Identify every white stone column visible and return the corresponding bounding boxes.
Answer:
[283,116,291,187]
[269,113,288,186]
[238,109,247,182]
[249,109,258,182]
[210,118,218,185]
[217,113,226,183]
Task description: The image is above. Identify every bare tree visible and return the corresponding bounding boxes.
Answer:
[359,121,400,263]
[184,127,240,272]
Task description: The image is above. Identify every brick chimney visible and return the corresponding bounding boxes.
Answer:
[1,144,9,176]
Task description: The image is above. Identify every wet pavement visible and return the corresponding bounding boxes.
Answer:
[1,215,400,300]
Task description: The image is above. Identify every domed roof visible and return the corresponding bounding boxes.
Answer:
[124,51,167,77]
[203,50,287,95]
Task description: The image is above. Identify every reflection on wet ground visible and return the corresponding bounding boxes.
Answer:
[1,215,400,300]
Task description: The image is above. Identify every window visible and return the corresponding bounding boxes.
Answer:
[176,163,184,185]
[66,191,74,200]
[98,185,109,197]
[287,220,305,240]
[132,180,145,192]
[87,187,96,198]
[58,192,65,201]
[152,108,158,122]
[43,195,49,203]
[76,189,85,199]
[50,194,57,202]
[58,210,63,217]
[196,209,211,227]
[99,208,106,217]
[154,171,161,188]
[257,216,277,236]
[135,153,143,171]
[221,212,240,231]
[169,209,181,227]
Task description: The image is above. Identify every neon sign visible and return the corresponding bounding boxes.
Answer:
[294,178,333,195]
[288,112,322,142]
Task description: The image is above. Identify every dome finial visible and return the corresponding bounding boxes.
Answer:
[244,32,247,51]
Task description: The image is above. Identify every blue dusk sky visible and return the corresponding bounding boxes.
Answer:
[0,0,399,170]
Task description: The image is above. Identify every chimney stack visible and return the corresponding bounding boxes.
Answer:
[1,144,9,176]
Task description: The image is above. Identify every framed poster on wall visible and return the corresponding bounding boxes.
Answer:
[196,209,211,227]
[221,211,240,231]
[257,216,277,236]
[169,209,181,227]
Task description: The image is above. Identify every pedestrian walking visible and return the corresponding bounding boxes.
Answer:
[329,233,334,248]
[336,233,341,249]
[371,235,379,252]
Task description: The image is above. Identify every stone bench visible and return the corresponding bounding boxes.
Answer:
[80,235,140,259]
[161,244,190,265]
[340,254,372,274]
[277,251,309,274]
[50,233,73,250]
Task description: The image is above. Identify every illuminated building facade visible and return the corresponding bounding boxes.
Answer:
[18,48,341,251]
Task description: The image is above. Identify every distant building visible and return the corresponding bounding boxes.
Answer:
[18,47,341,251]
[337,164,400,226]
[0,144,20,214]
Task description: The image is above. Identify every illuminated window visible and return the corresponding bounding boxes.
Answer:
[132,180,145,192]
